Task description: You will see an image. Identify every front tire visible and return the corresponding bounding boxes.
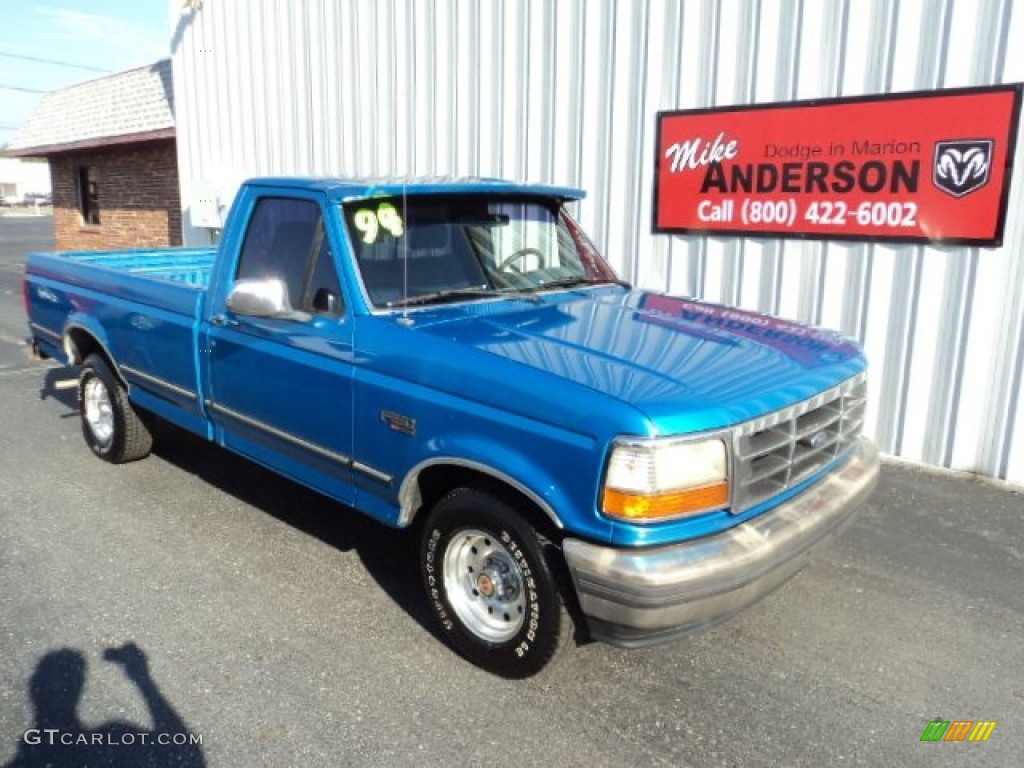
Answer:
[79,354,152,463]
[421,487,570,678]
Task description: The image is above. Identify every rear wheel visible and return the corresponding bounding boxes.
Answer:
[421,487,571,678]
[79,354,152,463]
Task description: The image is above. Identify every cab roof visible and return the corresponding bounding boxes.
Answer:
[243,175,586,202]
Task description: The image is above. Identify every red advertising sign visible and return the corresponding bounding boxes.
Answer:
[654,85,1022,246]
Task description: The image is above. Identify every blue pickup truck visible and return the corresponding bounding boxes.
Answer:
[25,177,878,677]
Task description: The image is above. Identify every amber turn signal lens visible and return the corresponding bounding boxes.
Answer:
[603,481,729,520]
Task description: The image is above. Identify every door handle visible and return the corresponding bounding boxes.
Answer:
[210,314,238,328]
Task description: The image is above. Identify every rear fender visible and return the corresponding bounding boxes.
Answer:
[63,315,126,386]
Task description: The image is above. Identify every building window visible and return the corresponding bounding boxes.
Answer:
[77,166,100,225]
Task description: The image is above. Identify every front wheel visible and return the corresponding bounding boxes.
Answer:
[420,487,571,678]
[79,354,153,463]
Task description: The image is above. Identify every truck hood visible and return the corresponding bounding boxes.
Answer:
[418,289,865,434]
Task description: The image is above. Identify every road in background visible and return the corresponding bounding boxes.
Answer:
[0,216,51,349]
[1,217,1021,767]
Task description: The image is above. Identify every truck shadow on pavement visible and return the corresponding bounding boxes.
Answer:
[35,369,451,647]
[34,370,589,674]
[4,643,205,768]
[37,367,79,415]
[147,418,444,643]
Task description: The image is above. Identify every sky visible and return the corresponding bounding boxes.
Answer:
[0,0,170,144]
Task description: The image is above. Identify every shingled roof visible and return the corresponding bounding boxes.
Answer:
[8,59,174,157]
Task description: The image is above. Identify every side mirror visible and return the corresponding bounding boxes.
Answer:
[312,287,340,315]
[226,278,293,318]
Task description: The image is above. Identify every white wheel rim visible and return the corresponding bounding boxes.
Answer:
[443,529,527,643]
[83,377,115,449]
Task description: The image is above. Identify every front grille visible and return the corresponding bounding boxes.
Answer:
[731,373,867,513]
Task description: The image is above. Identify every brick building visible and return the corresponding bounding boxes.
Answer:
[8,60,181,250]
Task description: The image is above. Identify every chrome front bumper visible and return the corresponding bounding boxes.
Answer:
[563,438,880,647]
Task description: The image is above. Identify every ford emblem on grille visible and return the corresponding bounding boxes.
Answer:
[808,430,830,449]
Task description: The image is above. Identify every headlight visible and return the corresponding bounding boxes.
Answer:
[602,437,729,521]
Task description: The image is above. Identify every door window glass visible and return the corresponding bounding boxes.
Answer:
[236,197,343,317]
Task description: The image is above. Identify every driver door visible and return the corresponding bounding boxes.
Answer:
[205,194,358,504]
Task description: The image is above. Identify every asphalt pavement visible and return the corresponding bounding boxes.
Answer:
[0,216,1021,767]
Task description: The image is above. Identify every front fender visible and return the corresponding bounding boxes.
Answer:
[397,434,614,543]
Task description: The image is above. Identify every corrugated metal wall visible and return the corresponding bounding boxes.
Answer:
[169,0,1024,482]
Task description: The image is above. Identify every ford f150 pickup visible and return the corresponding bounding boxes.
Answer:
[25,177,878,677]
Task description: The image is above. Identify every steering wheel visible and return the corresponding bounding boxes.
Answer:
[497,247,545,274]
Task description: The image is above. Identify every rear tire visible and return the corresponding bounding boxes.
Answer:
[79,354,152,463]
[421,487,571,678]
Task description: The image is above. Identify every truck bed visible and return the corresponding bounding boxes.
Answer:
[27,246,216,326]
[26,246,218,438]
[32,246,217,287]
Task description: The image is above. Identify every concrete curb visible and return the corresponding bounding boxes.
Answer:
[0,207,53,218]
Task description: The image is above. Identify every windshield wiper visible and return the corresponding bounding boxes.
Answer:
[532,276,632,292]
[387,287,541,308]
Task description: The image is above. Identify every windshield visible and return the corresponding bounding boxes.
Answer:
[341,195,620,308]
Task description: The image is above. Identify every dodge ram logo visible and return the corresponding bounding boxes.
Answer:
[933,140,993,198]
